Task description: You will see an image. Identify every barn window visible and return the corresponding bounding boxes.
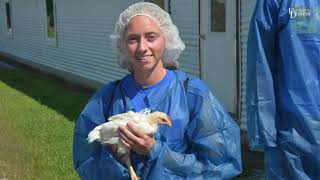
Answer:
[5,1,12,32]
[145,0,169,12]
[46,0,56,39]
[211,0,226,32]
[146,0,165,10]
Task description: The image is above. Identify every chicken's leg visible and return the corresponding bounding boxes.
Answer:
[124,158,139,180]
[117,136,139,180]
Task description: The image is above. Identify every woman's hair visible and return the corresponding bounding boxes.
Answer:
[110,2,185,72]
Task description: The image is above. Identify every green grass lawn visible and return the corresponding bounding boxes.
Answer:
[0,64,92,179]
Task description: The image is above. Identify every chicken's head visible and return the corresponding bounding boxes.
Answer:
[149,112,172,127]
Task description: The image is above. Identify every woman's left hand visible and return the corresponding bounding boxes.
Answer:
[119,122,155,155]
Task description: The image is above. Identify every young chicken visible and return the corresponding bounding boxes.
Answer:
[87,109,171,180]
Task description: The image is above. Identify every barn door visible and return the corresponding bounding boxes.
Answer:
[200,0,237,114]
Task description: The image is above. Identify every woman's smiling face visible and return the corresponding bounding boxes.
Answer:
[123,15,165,74]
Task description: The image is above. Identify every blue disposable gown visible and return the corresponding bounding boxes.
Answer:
[73,70,242,179]
[247,0,320,179]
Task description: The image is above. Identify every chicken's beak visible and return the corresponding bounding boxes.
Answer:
[166,120,172,127]
[163,115,172,127]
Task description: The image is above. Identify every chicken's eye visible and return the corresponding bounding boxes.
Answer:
[161,118,167,122]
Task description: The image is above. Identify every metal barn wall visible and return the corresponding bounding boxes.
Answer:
[170,0,200,77]
[0,0,139,86]
[0,0,43,62]
[240,0,257,130]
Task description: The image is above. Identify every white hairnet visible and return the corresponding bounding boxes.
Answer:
[110,2,185,72]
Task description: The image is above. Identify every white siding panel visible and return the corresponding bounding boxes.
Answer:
[170,0,200,77]
[0,1,4,34]
[240,0,257,130]
[0,0,139,87]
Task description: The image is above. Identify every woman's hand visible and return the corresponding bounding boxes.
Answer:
[119,122,155,155]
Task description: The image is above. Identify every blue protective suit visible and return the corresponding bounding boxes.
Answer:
[73,70,242,179]
[247,0,320,179]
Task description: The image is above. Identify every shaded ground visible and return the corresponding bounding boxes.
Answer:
[0,54,94,96]
[237,132,265,179]
[0,54,265,179]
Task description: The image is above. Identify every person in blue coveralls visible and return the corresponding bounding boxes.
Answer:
[73,2,242,180]
[247,0,320,179]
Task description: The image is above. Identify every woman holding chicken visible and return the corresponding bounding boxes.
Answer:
[73,2,242,179]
